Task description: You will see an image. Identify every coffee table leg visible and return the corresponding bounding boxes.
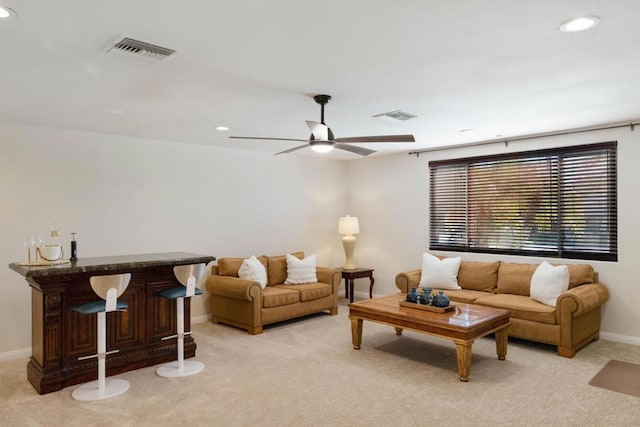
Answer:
[350,316,363,350]
[454,340,473,382]
[495,325,509,360]
[394,327,403,336]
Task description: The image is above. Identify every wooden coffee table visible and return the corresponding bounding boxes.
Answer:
[348,294,510,381]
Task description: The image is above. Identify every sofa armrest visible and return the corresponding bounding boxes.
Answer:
[206,275,262,302]
[395,269,422,293]
[316,267,341,287]
[556,283,609,318]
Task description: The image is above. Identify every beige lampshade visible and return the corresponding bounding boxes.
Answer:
[338,215,360,236]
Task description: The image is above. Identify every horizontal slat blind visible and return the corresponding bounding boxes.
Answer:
[429,142,617,261]
[430,164,467,247]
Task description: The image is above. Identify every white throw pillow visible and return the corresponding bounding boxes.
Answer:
[419,252,462,290]
[284,253,317,285]
[530,261,569,307]
[238,255,267,288]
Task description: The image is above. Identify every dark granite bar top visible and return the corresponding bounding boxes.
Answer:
[9,252,216,279]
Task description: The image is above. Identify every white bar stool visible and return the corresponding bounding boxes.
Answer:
[69,273,131,401]
[154,263,205,377]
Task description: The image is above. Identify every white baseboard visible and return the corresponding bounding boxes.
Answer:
[192,314,211,324]
[0,347,31,361]
[600,331,640,346]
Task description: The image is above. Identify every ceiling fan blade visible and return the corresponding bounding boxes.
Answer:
[305,121,329,140]
[229,136,308,142]
[335,134,415,143]
[274,144,309,156]
[334,143,376,156]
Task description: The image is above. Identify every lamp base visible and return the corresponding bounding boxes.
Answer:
[342,235,357,270]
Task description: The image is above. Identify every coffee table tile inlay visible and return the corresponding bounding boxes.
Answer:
[348,294,510,381]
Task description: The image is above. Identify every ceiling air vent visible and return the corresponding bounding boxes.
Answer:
[372,110,418,122]
[106,37,175,61]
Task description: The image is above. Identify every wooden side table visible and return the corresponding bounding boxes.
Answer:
[338,267,375,303]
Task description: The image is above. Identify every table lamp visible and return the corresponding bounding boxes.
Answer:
[339,215,360,270]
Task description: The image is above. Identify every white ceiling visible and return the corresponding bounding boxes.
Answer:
[1,1,639,159]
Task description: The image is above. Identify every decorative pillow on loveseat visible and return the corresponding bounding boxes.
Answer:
[530,261,569,307]
[218,256,268,277]
[284,253,318,284]
[238,255,268,288]
[419,252,461,289]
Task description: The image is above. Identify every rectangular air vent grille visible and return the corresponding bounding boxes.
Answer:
[372,110,418,122]
[106,37,175,61]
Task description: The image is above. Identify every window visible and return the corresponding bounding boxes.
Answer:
[429,142,617,261]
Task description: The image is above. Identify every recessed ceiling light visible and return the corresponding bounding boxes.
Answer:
[0,5,17,18]
[216,126,229,131]
[559,16,600,32]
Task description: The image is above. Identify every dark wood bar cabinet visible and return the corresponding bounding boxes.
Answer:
[9,252,215,395]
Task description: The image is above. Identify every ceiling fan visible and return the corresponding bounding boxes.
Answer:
[229,95,415,156]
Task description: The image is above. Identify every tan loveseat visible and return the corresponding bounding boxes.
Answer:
[395,260,609,357]
[206,252,341,334]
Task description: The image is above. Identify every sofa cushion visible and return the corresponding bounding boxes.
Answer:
[219,256,267,277]
[566,264,595,288]
[262,287,300,308]
[497,262,538,296]
[277,283,332,302]
[267,252,304,286]
[284,253,317,284]
[438,289,494,304]
[530,261,569,307]
[457,261,500,292]
[419,253,461,289]
[475,294,557,325]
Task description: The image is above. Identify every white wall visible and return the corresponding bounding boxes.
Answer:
[347,126,640,343]
[0,122,348,354]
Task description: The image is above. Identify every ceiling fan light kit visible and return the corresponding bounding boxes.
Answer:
[0,5,16,18]
[229,94,415,156]
[310,140,334,153]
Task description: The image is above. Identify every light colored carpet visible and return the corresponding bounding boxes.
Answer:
[1,299,640,426]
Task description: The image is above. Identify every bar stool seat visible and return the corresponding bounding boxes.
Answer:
[153,263,205,378]
[70,300,128,315]
[70,273,131,401]
[154,286,203,300]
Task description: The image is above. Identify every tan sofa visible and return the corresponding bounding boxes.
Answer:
[206,252,341,334]
[395,260,609,357]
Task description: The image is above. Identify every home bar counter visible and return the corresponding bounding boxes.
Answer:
[9,252,215,394]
